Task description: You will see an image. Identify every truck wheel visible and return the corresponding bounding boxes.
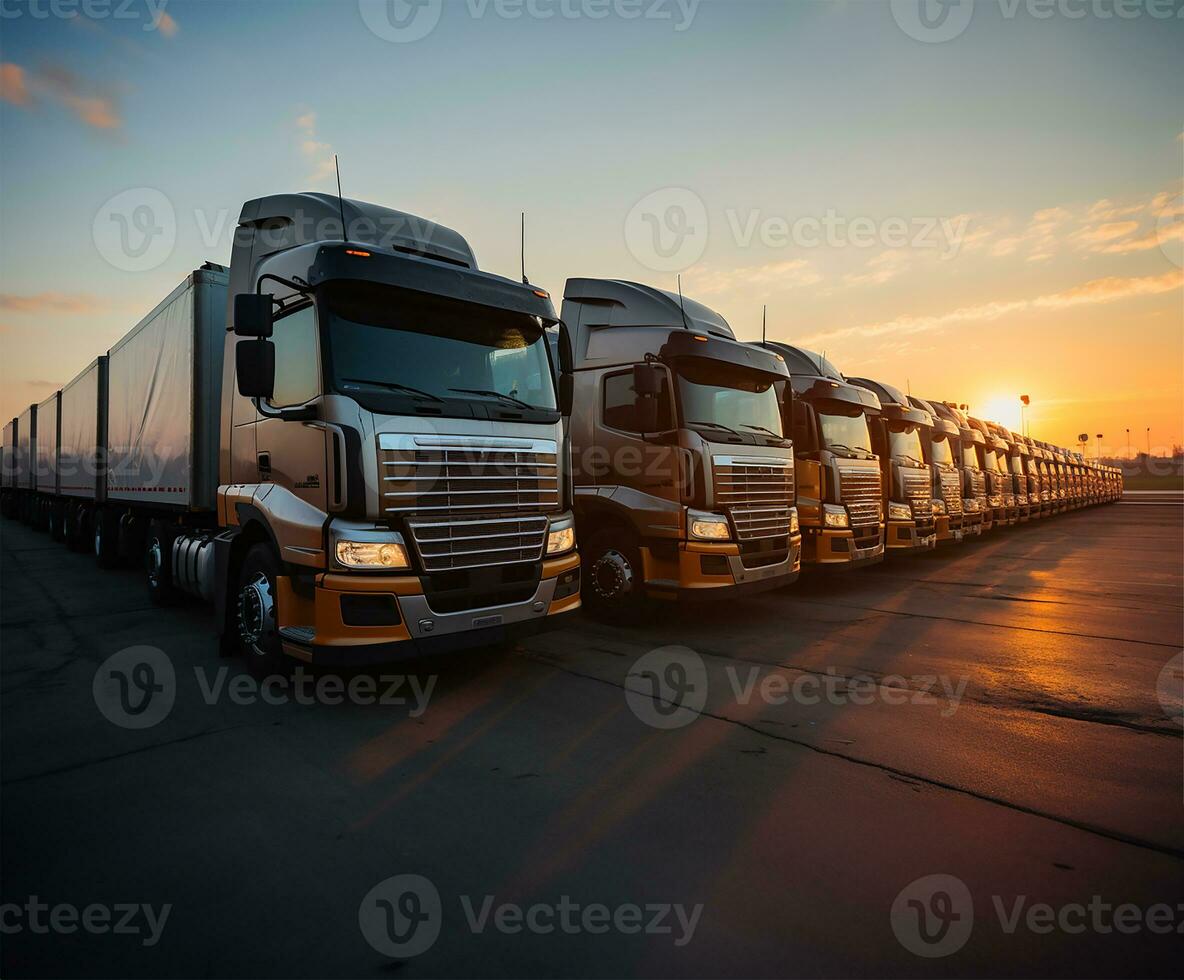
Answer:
[48,503,66,543]
[235,544,288,680]
[145,522,178,606]
[582,527,645,623]
[93,508,120,568]
[67,506,88,552]
[31,498,48,532]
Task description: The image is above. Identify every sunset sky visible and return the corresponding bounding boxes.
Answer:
[1,0,1181,456]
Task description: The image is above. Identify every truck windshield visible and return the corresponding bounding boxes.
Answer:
[819,411,873,457]
[1010,456,1025,475]
[962,445,979,469]
[983,448,997,471]
[888,424,925,464]
[931,436,954,466]
[675,359,783,438]
[322,282,557,415]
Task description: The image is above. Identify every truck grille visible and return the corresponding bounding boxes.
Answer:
[903,469,932,526]
[713,457,794,541]
[380,442,559,514]
[406,514,549,572]
[940,470,963,515]
[838,466,882,534]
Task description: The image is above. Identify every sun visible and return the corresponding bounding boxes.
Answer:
[976,395,1024,433]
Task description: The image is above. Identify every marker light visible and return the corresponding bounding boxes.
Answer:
[344,249,371,257]
[788,507,799,535]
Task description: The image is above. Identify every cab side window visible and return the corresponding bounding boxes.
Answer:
[602,369,672,433]
[270,304,320,407]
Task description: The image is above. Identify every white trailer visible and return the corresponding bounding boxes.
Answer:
[58,357,107,502]
[35,391,60,497]
[104,266,226,512]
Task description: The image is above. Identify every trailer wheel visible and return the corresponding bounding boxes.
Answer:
[235,544,288,680]
[93,508,120,568]
[66,506,87,552]
[582,527,645,623]
[145,521,178,606]
[31,497,48,532]
[48,502,66,543]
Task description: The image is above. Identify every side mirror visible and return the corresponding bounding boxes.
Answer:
[234,294,274,338]
[633,361,662,397]
[558,374,574,418]
[236,340,275,399]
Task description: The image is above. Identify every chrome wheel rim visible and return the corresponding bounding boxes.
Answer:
[146,539,163,588]
[236,572,275,654]
[592,549,633,602]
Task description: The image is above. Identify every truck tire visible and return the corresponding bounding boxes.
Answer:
[93,508,121,568]
[582,527,646,624]
[144,521,178,606]
[31,498,48,532]
[234,543,288,680]
[48,502,66,543]
[66,506,88,552]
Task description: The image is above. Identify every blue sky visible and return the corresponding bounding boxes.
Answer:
[2,0,1182,448]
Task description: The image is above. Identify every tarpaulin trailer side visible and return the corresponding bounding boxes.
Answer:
[35,391,61,495]
[1,420,13,489]
[59,357,108,501]
[16,405,35,491]
[105,266,227,512]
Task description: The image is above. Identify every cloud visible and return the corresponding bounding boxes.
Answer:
[689,259,821,296]
[801,268,1182,347]
[1033,268,1183,309]
[0,292,106,314]
[0,62,121,130]
[296,110,336,183]
[843,250,911,288]
[1068,220,1141,247]
[156,11,179,37]
[0,63,30,105]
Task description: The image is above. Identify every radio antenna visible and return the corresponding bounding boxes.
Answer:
[762,305,767,345]
[520,212,528,284]
[676,275,690,330]
[334,154,347,243]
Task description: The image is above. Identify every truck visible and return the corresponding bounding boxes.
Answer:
[1,418,14,519]
[964,416,1010,530]
[755,343,885,568]
[7,192,581,672]
[560,279,800,619]
[927,401,987,536]
[907,397,968,544]
[999,428,1032,522]
[846,378,937,554]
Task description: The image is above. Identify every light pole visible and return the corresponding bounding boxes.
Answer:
[1096,433,1103,463]
[1146,427,1151,457]
[1020,394,1030,437]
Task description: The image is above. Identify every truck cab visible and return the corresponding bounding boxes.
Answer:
[214,193,581,665]
[561,279,800,619]
[756,343,885,568]
[927,401,987,536]
[966,417,1010,529]
[908,397,966,544]
[847,378,937,553]
[1001,430,1032,522]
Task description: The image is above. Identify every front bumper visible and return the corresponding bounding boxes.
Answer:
[275,552,581,666]
[639,534,802,599]
[804,526,885,568]
[886,518,937,552]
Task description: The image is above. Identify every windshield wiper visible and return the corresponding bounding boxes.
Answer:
[686,420,743,438]
[826,443,872,458]
[448,387,536,410]
[897,453,926,467]
[341,378,443,403]
[741,424,783,438]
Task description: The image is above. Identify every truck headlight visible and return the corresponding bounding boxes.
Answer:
[989,494,1003,507]
[962,497,977,512]
[932,499,946,515]
[334,540,410,570]
[689,511,731,541]
[822,504,849,529]
[888,502,912,522]
[546,523,576,555]
[788,507,799,535]
[330,522,411,570]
